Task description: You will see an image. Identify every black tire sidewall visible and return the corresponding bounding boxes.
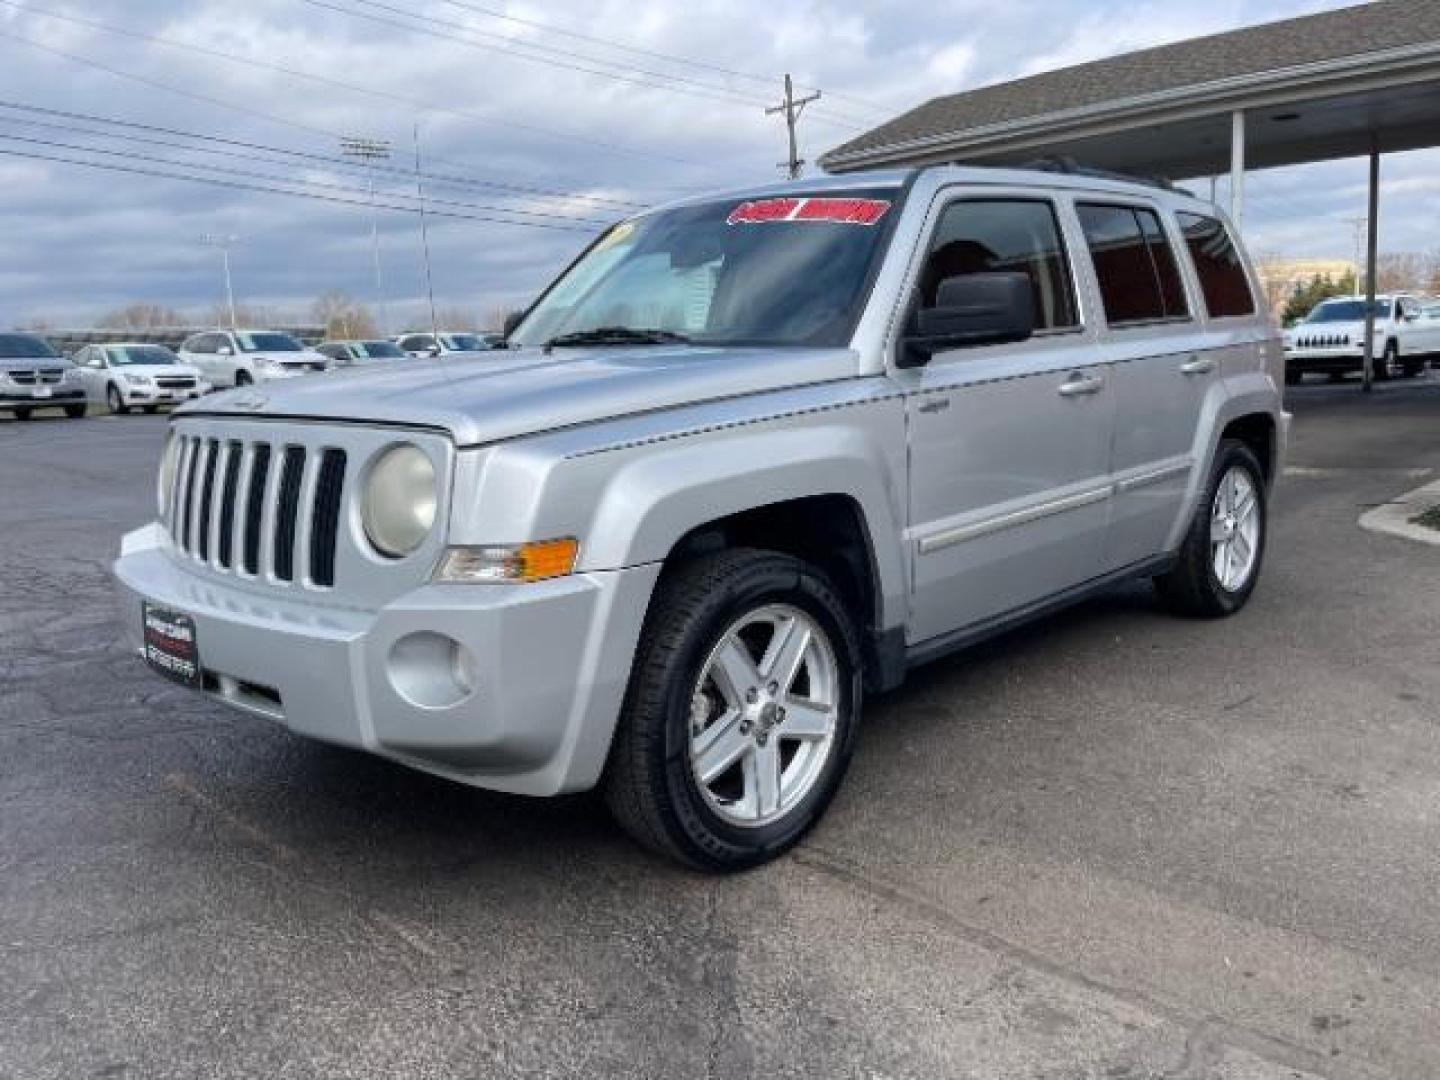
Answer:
[655,559,860,868]
[107,385,126,414]
[1201,443,1267,613]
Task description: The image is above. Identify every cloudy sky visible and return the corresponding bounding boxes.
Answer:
[0,0,1435,330]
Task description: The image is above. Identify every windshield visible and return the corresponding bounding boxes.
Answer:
[237,332,304,353]
[1307,299,1393,323]
[441,333,483,351]
[356,341,405,359]
[509,188,901,348]
[0,334,58,359]
[106,345,177,366]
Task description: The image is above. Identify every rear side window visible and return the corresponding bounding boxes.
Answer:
[1176,213,1255,318]
[1076,203,1189,325]
[918,199,1079,331]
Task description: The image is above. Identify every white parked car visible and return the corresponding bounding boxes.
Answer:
[71,344,210,414]
[1284,294,1440,383]
[177,330,330,388]
[394,331,492,358]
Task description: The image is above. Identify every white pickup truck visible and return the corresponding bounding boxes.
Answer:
[1284,293,1440,383]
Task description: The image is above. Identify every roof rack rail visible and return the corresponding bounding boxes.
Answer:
[1019,156,1193,196]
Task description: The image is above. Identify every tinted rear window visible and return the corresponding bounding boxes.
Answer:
[1077,204,1189,325]
[1177,213,1254,318]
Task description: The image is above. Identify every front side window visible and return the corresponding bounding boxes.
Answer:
[1077,203,1190,325]
[510,188,902,349]
[0,334,58,359]
[106,346,177,366]
[237,332,303,353]
[1177,213,1255,318]
[441,333,482,351]
[917,198,1079,331]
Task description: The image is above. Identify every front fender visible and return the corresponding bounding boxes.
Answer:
[576,420,908,630]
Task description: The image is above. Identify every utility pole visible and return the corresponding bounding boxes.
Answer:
[766,74,821,180]
[200,234,240,330]
[413,123,441,344]
[340,136,392,335]
[1342,216,1367,296]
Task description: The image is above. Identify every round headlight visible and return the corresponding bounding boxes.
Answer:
[362,444,437,557]
[157,433,180,517]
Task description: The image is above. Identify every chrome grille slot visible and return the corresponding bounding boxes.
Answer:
[195,439,220,563]
[216,441,243,569]
[242,444,272,576]
[271,447,307,583]
[309,449,347,588]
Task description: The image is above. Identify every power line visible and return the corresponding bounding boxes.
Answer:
[0,3,710,166]
[0,99,646,210]
[0,143,603,232]
[431,0,890,117]
[0,128,614,227]
[298,0,874,129]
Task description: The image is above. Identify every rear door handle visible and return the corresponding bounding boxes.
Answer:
[1057,373,1105,397]
[1179,356,1216,376]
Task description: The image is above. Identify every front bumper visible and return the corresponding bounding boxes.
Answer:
[1285,348,1366,375]
[0,387,85,405]
[120,385,208,405]
[114,524,661,795]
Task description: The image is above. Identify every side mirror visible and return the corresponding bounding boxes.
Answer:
[898,272,1035,369]
[426,345,442,357]
[502,311,525,338]
[217,345,234,356]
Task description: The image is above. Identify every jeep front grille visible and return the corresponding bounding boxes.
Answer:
[167,435,348,589]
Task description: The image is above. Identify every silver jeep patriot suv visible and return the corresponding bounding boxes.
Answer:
[115,166,1286,871]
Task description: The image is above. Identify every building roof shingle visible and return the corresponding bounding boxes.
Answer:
[823,0,1440,167]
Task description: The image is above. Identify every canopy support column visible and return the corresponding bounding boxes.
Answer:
[1229,110,1246,227]
[1361,137,1381,393]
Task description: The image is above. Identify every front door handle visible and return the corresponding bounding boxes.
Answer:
[1057,373,1105,397]
[1179,355,1216,376]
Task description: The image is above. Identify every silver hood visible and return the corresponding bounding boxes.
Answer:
[183,345,860,446]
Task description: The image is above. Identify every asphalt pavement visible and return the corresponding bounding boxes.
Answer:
[3,377,1440,1079]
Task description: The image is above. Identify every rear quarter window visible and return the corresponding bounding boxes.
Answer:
[1076,203,1189,325]
[1176,212,1255,318]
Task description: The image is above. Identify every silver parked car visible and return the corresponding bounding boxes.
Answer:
[115,166,1287,870]
[0,333,88,419]
[177,330,330,388]
[315,339,409,368]
[71,344,210,414]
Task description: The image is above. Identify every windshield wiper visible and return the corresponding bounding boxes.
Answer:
[544,326,691,350]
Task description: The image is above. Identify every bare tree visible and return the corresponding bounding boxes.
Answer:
[1375,252,1427,293]
[312,290,377,339]
[98,303,186,330]
[433,306,480,331]
[483,305,526,333]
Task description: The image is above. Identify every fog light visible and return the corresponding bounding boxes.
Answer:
[387,632,474,709]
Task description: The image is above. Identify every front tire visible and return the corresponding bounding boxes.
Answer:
[64,404,87,419]
[106,384,128,415]
[604,549,862,872]
[1155,440,1267,617]
[234,369,253,387]
[1375,340,1399,382]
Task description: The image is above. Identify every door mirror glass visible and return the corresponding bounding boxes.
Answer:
[217,344,233,356]
[900,272,1035,368]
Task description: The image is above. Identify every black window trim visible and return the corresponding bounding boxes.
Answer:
[1075,199,1196,330]
[912,191,1089,347]
[1174,210,1257,322]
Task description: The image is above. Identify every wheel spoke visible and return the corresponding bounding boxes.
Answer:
[710,638,761,707]
[745,739,782,818]
[1210,516,1229,544]
[779,699,833,741]
[691,709,748,784]
[760,614,811,692]
[1232,529,1252,565]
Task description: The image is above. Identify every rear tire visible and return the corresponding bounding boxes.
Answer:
[604,549,862,872]
[143,404,159,414]
[1154,440,1267,618]
[14,407,31,421]
[64,404,87,419]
